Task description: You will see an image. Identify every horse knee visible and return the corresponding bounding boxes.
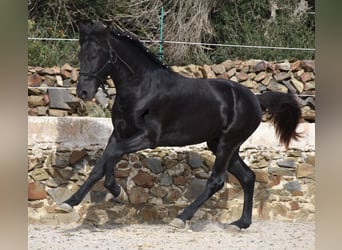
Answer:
[207,174,226,193]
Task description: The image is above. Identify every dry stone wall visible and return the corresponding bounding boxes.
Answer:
[27,59,315,122]
[28,117,315,225]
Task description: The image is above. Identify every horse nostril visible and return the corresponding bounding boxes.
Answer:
[78,90,88,100]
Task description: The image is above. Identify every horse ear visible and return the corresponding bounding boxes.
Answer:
[77,19,93,33]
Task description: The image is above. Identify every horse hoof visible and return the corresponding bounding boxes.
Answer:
[224,224,241,233]
[55,203,73,213]
[113,186,128,204]
[169,218,186,229]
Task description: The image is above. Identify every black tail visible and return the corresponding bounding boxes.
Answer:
[257,92,302,149]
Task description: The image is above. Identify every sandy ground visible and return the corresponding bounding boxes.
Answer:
[28,220,314,250]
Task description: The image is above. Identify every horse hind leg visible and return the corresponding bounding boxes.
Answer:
[227,152,256,229]
[171,139,238,228]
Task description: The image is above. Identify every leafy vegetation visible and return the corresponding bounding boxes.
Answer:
[28,0,315,67]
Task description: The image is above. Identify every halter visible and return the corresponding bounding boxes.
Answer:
[79,39,134,97]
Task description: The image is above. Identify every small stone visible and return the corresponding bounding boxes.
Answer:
[300,72,314,82]
[184,178,206,200]
[28,95,46,107]
[28,182,47,200]
[277,158,296,168]
[150,186,168,198]
[160,173,173,186]
[300,60,315,72]
[30,168,49,181]
[211,64,226,75]
[145,157,163,174]
[187,152,203,168]
[283,180,301,192]
[253,61,268,72]
[165,187,182,202]
[129,186,149,204]
[276,61,291,71]
[267,80,288,93]
[254,72,267,82]
[69,150,87,164]
[296,163,315,179]
[132,170,155,188]
[28,73,42,86]
[253,169,269,183]
[290,77,304,93]
[274,72,291,82]
[173,176,186,186]
[236,72,248,81]
[48,109,68,117]
[47,187,74,204]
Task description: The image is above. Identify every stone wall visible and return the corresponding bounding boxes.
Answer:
[28,117,315,225]
[28,59,315,122]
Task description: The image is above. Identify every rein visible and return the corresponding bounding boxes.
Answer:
[79,38,135,97]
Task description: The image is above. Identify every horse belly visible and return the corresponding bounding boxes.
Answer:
[158,108,220,146]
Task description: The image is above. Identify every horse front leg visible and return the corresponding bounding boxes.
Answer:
[55,133,119,212]
[56,130,155,212]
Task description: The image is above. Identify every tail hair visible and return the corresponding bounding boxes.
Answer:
[258,92,302,149]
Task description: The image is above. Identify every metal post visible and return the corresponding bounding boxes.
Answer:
[159,6,164,62]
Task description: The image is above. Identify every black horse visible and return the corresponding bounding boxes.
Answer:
[57,21,301,230]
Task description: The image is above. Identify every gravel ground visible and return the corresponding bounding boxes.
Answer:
[28,220,314,250]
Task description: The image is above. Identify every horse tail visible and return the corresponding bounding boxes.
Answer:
[257,92,302,149]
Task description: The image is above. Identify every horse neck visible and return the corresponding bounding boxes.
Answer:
[108,36,161,88]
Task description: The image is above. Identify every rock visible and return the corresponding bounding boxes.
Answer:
[132,170,155,188]
[254,72,267,82]
[168,163,186,176]
[266,80,288,93]
[211,64,226,75]
[277,158,296,168]
[69,150,87,164]
[290,60,302,71]
[165,187,182,202]
[300,60,315,72]
[253,61,268,72]
[61,63,74,74]
[48,88,78,110]
[274,72,291,81]
[36,106,48,116]
[283,180,301,192]
[28,182,47,200]
[30,168,50,181]
[184,178,206,200]
[241,79,257,89]
[276,61,291,71]
[253,169,269,183]
[300,72,314,82]
[28,73,42,86]
[304,81,315,91]
[95,89,109,108]
[281,80,297,94]
[150,186,168,198]
[56,75,63,87]
[187,152,203,168]
[290,77,304,93]
[173,176,186,186]
[236,72,248,81]
[160,173,173,186]
[48,109,68,117]
[296,163,315,179]
[227,67,237,78]
[28,95,46,107]
[129,186,149,204]
[47,187,74,204]
[201,65,216,78]
[145,157,163,174]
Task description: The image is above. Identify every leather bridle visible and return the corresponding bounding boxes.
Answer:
[78,39,134,97]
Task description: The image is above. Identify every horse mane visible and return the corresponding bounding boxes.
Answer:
[109,28,169,70]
